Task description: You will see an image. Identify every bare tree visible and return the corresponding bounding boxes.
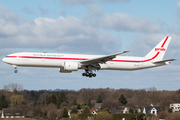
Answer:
[147,87,157,92]
[160,100,173,111]
[101,100,121,109]
[67,94,78,104]
[158,111,169,119]
[47,103,58,120]
[170,112,180,120]
[60,101,70,109]
[47,108,58,120]
[3,83,23,102]
[4,83,23,93]
[132,89,149,107]
[10,94,24,106]
[38,93,49,104]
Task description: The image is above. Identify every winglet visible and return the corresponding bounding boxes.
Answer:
[123,51,130,53]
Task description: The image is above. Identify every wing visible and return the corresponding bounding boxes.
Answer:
[153,59,176,64]
[80,51,129,66]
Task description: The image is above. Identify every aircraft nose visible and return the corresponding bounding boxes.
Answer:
[2,58,5,62]
[2,58,7,63]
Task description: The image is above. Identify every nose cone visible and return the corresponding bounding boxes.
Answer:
[2,58,6,62]
[2,57,8,64]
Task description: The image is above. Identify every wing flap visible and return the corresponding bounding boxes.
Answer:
[80,51,129,65]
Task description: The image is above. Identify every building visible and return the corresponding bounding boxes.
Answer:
[123,107,130,114]
[1,108,24,118]
[110,109,121,114]
[90,109,97,115]
[94,103,102,111]
[143,106,161,116]
[169,103,180,112]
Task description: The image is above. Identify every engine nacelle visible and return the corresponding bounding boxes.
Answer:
[64,61,78,71]
[59,68,72,73]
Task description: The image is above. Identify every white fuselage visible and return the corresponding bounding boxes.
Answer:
[2,36,174,77]
[2,52,168,71]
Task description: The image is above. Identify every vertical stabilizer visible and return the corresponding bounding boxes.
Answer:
[145,36,171,61]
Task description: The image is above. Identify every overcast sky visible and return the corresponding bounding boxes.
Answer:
[0,0,179,91]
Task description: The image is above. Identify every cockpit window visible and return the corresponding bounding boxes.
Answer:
[6,56,10,58]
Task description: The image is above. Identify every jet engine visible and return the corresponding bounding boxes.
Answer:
[64,61,78,71]
[59,61,79,73]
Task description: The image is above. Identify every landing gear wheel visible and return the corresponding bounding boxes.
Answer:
[14,70,18,73]
[86,72,89,77]
[82,73,86,76]
[89,73,92,78]
[93,73,96,77]
[82,70,96,78]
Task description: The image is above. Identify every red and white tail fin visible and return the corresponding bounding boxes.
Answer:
[145,36,171,61]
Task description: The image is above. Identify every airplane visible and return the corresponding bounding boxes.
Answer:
[2,36,176,78]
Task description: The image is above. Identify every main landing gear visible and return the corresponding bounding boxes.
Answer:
[82,70,96,78]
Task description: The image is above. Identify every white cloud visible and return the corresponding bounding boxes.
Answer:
[100,13,161,33]
[0,6,120,54]
[88,4,103,16]
[174,2,180,26]
[83,5,162,33]
[0,5,178,57]
[0,5,21,23]
[176,2,180,15]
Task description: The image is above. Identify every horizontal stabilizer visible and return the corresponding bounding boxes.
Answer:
[153,59,176,64]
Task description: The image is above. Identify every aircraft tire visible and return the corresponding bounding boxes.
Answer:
[89,73,92,78]
[93,73,96,77]
[82,73,86,76]
[14,70,18,73]
[86,72,89,76]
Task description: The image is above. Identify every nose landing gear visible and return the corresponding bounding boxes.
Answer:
[12,65,18,73]
[14,69,18,73]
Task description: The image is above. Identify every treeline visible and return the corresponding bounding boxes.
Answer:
[0,83,180,118]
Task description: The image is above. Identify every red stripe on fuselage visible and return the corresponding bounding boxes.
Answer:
[10,56,89,61]
[9,52,160,63]
[113,52,160,62]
